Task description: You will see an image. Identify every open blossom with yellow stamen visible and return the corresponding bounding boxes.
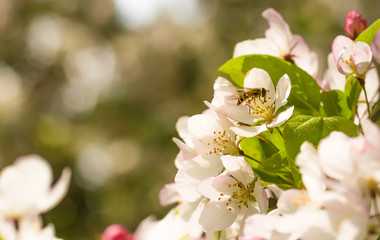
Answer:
[197,156,268,232]
[212,68,294,138]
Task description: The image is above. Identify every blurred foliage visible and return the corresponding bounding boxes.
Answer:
[0,0,378,239]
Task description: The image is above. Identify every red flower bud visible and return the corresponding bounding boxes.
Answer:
[101,224,134,240]
[345,11,367,40]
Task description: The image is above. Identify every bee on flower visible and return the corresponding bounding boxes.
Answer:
[212,68,294,137]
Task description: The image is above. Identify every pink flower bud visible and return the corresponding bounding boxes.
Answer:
[101,224,134,240]
[345,11,367,39]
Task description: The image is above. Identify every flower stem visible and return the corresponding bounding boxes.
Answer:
[362,85,372,117]
[243,153,261,164]
[276,127,283,137]
[257,134,279,151]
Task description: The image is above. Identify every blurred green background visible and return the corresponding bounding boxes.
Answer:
[0,0,378,239]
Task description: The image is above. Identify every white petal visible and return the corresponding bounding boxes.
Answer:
[274,74,291,112]
[159,183,182,207]
[199,201,239,232]
[277,189,309,214]
[318,132,356,182]
[266,106,294,128]
[0,155,53,216]
[332,35,354,62]
[296,142,326,198]
[197,174,238,201]
[262,8,292,51]
[244,68,275,106]
[230,124,268,137]
[176,116,192,144]
[233,38,279,58]
[37,167,71,213]
[291,35,319,77]
[175,155,224,202]
[221,155,254,187]
[252,182,269,213]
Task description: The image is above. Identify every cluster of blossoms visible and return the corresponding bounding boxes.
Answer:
[112,8,380,240]
[0,155,71,239]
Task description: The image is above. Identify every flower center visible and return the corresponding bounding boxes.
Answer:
[218,182,251,212]
[207,130,239,155]
[243,97,274,122]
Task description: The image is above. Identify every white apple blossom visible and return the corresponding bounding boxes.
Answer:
[0,216,62,240]
[134,199,206,240]
[173,105,241,169]
[233,8,319,77]
[175,154,224,202]
[0,155,71,219]
[332,35,372,79]
[197,156,268,232]
[212,68,293,137]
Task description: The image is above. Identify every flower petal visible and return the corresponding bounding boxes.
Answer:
[175,155,224,202]
[221,155,254,187]
[274,74,291,112]
[199,201,239,232]
[233,38,279,58]
[159,183,182,207]
[262,8,292,52]
[352,41,372,75]
[252,182,268,213]
[37,167,71,213]
[332,35,354,62]
[266,106,294,128]
[296,142,326,198]
[198,174,239,202]
[230,124,268,137]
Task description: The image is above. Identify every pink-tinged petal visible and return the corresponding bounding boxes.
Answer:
[197,174,238,201]
[230,124,268,138]
[372,29,380,64]
[352,41,372,75]
[244,68,275,106]
[252,182,268,213]
[204,101,235,132]
[221,156,254,187]
[37,167,71,213]
[233,38,279,58]
[332,35,354,62]
[175,155,224,202]
[274,74,291,112]
[323,53,346,91]
[267,106,294,128]
[291,35,319,77]
[337,50,355,74]
[199,201,239,232]
[262,8,292,52]
[159,183,182,207]
[173,137,197,169]
[296,142,326,198]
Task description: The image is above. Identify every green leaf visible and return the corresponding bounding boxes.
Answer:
[283,115,360,160]
[371,98,380,123]
[321,90,352,118]
[219,55,321,114]
[287,158,303,189]
[355,19,380,44]
[345,78,362,119]
[258,150,288,174]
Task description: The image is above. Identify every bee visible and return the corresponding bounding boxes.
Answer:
[237,87,268,105]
